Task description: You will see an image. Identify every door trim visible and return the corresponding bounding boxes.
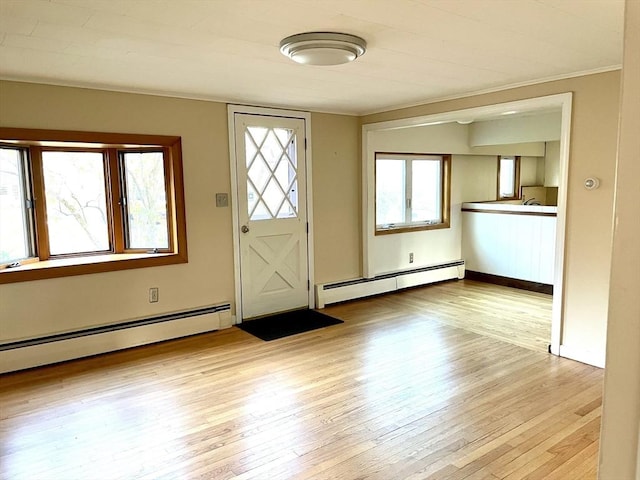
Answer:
[228,105,314,323]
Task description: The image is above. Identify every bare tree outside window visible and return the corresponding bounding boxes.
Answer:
[0,127,187,283]
[122,152,169,249]
[42,151,110,255]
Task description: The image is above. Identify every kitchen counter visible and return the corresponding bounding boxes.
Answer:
[461,201,556,284]
[462,201,557,216]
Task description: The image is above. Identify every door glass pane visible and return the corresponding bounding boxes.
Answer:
[281,180,298,218]
[278,135,298,218]
[0,147,32,262]
[376,159,405,225]
[274,155,297,218]
[263,177,286,217]
[252,200,271,221]
[262,130,284,169]
[246,126,298,221]
[42,151,110,255]
[247,183,259,216]
[245,133,258,168]
[277,128,296,167]
[246,127,268,164]
[122,151,169,249]
[412,160,442,222]
[247,155,271,194]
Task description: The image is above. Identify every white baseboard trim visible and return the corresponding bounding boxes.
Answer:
[559,344,605,368]
[0,304,230,373]
[219,310,233,329]
[316,261,465,308]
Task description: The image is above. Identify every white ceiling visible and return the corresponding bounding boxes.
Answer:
[0,0,625,115]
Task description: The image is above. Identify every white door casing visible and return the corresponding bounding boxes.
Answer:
[230,109,312,320]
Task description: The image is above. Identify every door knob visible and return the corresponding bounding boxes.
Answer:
[241,225,249,233]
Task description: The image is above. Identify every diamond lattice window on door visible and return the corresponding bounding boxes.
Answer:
[245,126,298,221]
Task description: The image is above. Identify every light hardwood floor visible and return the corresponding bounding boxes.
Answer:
[380,280,553,353]
[0,280,602,479]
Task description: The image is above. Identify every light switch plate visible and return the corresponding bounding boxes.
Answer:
[216,193,229,207]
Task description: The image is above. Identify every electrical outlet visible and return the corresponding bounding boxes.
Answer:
[149,287,159,303]
[409,252,414,263]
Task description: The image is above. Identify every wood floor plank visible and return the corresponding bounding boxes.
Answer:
[0,280,602,479]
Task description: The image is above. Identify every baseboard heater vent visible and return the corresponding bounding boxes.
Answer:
[0,303,231,374]
[316,260,465,308]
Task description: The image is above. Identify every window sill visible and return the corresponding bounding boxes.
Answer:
[375,222,450,236]
[0,252,187,284]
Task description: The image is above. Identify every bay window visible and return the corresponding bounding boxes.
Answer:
[0,128,187,283]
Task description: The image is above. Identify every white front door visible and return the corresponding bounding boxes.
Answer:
[233,113,309,319]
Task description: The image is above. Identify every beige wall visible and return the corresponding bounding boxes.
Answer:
[599,0,640,477]
[0,81,360,341]
[545,140,561,186]
[311,113,361,284]
[520,156,543,187]
[363,70,621,365]
[468,111,561,146]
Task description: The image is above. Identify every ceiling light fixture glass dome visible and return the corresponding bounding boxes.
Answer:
[279,32,367,66]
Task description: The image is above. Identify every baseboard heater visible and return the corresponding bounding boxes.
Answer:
[316,260,465,308]
[0,303,232,374]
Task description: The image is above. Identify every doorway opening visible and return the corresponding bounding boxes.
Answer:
[361,93,573,356]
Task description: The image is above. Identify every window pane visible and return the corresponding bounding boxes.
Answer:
[499,157,516,197]
[412,160,442,223]
[0,147,32,263]
[123,151,169,249]
[42,151,110,255]
[376,159,405,225]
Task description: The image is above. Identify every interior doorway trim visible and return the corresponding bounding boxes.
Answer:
[361,92,573,357]
[227,105,315,324]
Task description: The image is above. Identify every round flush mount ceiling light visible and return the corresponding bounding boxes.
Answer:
[279,32,367,66]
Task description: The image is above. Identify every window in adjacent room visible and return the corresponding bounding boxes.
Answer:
[0,128,187,283]
[497,155,521,199]
[375,152,450,234]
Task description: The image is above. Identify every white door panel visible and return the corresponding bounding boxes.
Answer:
[234,114,309,319]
